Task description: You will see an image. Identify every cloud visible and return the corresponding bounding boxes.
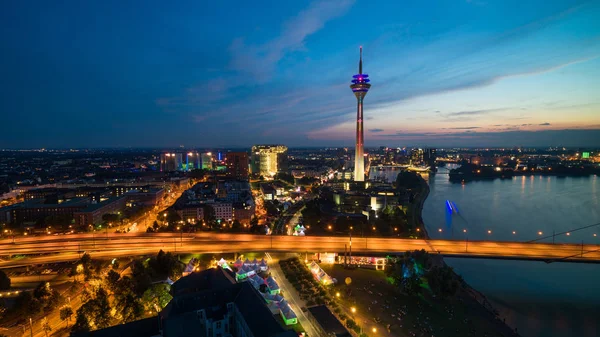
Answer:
[539,122,551,126]
[369,128,384,132]
[444,108,506,117]
[442,126,481,130]
[229,0,355,80]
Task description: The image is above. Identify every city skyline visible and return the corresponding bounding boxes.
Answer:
[2,1,600,148]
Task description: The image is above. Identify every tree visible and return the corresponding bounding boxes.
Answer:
[102,213,120,225]
[33,282,52,299]
[14,291,40,316]
[0,270,10,290]
[105,269,121,292]
[141,284,173,313]
[92,287,112,329]
[60,306,74,327]
[148,250,183,280]
[72,308,91,333]
[130,261,152,295]
[231,220,242,232]
[396,171,421,189]
[118,293,144,323]
[426,265,461,298]
[202,205,216,228]
[41,317,51,337]
[165,210,181,225]
[81,288,91,303]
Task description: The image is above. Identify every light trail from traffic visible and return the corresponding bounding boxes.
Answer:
[1,233,600,268]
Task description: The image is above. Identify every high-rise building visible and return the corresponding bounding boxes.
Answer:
[350,47,371,182]
[185,152,201,171]
[201,152,213,170]
[410,148,424,166]
[250,145,288,177]
[424,148,437,168]
[226,152,249,180]
[160,153,183,171]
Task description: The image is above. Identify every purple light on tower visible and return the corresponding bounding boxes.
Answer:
[350,46,371,182]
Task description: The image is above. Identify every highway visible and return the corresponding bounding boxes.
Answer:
[1,233,600,268]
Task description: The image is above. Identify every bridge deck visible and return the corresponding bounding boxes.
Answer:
[1,233,599,268]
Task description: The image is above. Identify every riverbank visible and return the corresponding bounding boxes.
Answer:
[409,175,430,238]
[414,173,521,336]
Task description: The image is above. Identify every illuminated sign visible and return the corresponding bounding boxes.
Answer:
[582,152,590,159]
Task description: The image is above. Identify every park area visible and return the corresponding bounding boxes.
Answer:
[320,262,519,337]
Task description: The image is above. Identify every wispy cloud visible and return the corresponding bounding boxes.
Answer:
[442,126,481,130]
[444,108,506,117]
[369,128,384,132]
[229,0,355,81]
[539,122,551,126]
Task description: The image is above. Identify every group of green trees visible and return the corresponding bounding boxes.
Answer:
[396,171,423,189]
[72,251,177,333]
[385,250,463,298]
[72,287,112,332]
[13,282,62,318]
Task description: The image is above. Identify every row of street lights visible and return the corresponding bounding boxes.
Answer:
[437,228,598,239]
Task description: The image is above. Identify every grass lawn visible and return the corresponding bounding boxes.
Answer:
[321,264,516,337]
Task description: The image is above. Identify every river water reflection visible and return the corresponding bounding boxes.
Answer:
[369,166,600,337]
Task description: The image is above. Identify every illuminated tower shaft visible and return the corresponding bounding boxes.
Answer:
[350,47,371,182]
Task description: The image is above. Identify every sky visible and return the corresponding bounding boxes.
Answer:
[1,0,599,149]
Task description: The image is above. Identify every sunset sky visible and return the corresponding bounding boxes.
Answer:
[1,0,599,148]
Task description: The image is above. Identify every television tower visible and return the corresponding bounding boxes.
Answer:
[350,46,371,182]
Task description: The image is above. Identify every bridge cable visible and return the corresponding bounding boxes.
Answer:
[526,222,600,243]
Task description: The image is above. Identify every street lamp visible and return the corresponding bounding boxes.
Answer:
[487,230,492,234]
[372,327,377,333]
[351,307,356,314]
[538,231,543,235]
[336,292,340,298]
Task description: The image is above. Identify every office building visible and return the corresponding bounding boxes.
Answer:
[2,197,89,227]
[410,148,424,166]
[226,152,250,180]
[160,153,183,172]
[250,145,288,177]
[350,47,371,182]
[201,153,213,170]
[73,196,127,227]
[424,148,437,168]
[185,152,201,171]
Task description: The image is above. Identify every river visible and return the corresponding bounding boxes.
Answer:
[369,166,600,337]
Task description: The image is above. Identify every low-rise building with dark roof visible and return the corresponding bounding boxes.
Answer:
[73,196,127,227]
[308,305,351,337]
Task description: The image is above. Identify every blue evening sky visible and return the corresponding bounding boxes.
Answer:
[1,0,599,148]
